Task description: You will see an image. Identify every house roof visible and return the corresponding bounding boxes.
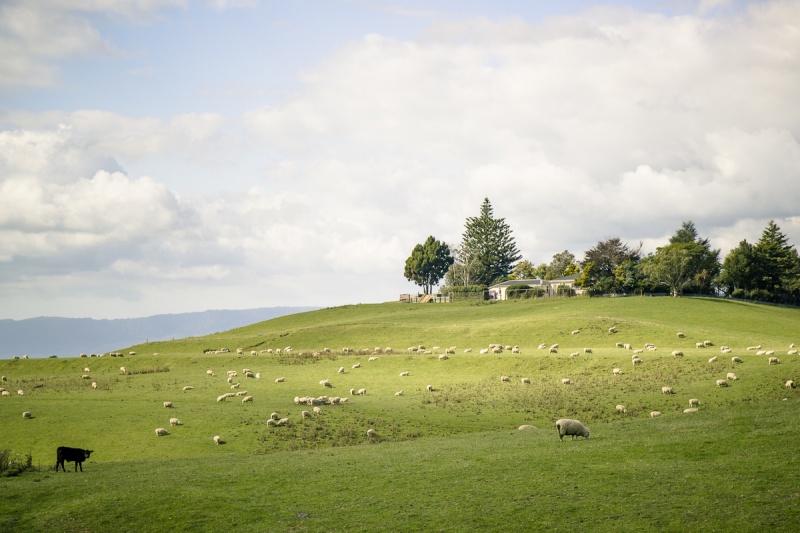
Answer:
[489,278,547,288]
[549,274,579,282]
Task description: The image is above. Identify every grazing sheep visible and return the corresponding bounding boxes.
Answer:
[22,411,32,419]
[120,367,126,374]
[788,349,798,355]
[521,377,531,384]
[768,357,781,365]
[500,376,510,382]
[400,371,410,377]
[271,412,280,420]
[170,418,182,426]
[555,419,590,441]
[612,368,623,375]
[463,348,472,353]
[571,329,580,335]
[395,390,404,396]
[352,363,361,369]
[756,350,767,356]
[183,386,193,391]
[608,326,617,333]
[708,356,718,363]
[684,408,699,413]
[704,340,713,347]
[732,357,743,364]
[696,342,704,348]
[301,410,311,419]
[584,348,593,354]
[313,406,322,414]
[538,343,547,350]
[438,354,449,360]
[672,350,684,358]
[91,382,97,389]
[356,388,366,395]
[206,370,214,376]
[155,428,168,436]
[633,349,643,354]
[549,347,558,354]
[163,401,174,408]
[677,332,685,338]
[17,389,24,396]
[615,405,626,414]
[81,374,91,380]
[616,342,624,348]
[765,350,775,356]
[511,346,521,354]
[688,398,701,407]
[227,377,233,384]
[1,391,9,396]
[319,379,332,387]
[570,352,580,357]
[242,395,254,403]
[650,411,663,417]
[266,419,277,427]
[277,418,289,426]
[726,372,738,381]
[716,379,729,387]
[366,428,377,438]
[213,435,221,445]
[632,357,643,366]
[786,380,796,389]
[368,356,378,361]
[426,385,433,392]
[275,377,285,383]
[661,386,674,395]
[561,378,571,385]
[216,395,226,402]
[518,425,537,430]
[623,343,632,350]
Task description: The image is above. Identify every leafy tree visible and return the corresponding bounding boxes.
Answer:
[460,198,521,286]
[613,259,644,294]
[718,240,761,296]
[510,259,536,280]
[545,250,575,280]
[564,262,580,276]
[667,221,720,294]
[404,236,454,294]
[755,220,799,302]
[575,262,596,290]
[443,243,480,287]
[533,263,548,279]
[640,243,701,296]
[581,238,640,293]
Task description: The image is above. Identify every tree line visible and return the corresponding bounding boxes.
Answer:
[404,198,800,305]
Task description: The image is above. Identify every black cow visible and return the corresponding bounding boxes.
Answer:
[55,446,93,472]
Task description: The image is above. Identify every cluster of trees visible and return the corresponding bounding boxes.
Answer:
[404,199,800,305]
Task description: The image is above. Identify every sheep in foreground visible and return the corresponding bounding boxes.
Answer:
[615,405,626,414]
[169,418,182,426]
[716,379,729,387]
[213,435,221,445]
[688,398,701,407]
[313,406,322,414]
[650,411,662,417]
[555,419,590,441]
[155,428,168,436]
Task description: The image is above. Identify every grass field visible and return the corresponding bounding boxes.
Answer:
[1,297,799,531]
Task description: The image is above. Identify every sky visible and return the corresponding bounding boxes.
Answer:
[1,0,799,320]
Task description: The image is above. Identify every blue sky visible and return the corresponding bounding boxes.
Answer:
[1,0,798,319]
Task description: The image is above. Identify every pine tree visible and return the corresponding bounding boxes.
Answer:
[755,220,799,302]
[460,198,521,286]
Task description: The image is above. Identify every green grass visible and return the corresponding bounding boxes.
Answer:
[1,297,799,531]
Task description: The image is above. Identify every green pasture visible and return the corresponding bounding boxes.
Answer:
[1,297,799,531]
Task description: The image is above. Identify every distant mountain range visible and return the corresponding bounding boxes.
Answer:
[0,307,318,359]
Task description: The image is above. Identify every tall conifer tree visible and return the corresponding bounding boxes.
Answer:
[460,198,521,286]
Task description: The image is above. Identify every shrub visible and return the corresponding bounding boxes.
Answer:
[448,285,487,302]
[0,450,36,477]
[556,286,576,297]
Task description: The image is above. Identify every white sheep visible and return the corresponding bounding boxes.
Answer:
[684,408,699,413]
[677,332,685,338]
[726,372,738,381]
[356,388,366,395]
[615,405,626,414]
[672,350,684,358]
[242,395,254,403]
[368,356,378,361]
[206,370,214,376]
[518,425,537,430]
[163,401,174,408]
[395,390,404,396]
[301,410,311,419]
[786,380,796,389]
[561,378,571,385]
[661,386,674,394]
[277,418,289,426]
[612,368,623,375]
[463,348,472,353]
[22,411,32,419]
[608,326,617,333]
[438,354,449,360]
[571,329,580,335]
[17,389,24,396]
[266,419,277,427]
[732,357,743,364]
[688,398,701,407]
[313,406,322,414]
[155,428,169,436]
[183,386,193,391]
[270,412,280,420]
[716,379,729,387]
[538,343,547,350]
[91,382,97,389]
[788,349,798,355]
[584,348,593,354]
[708,356,718,363]
[400,371,410,377]
[650,411,663,417]
[216,395,226,402]
[275,377,285,383]
[549,347,558,354]
[337,367,345,374]
[521,377,531,384]
[768,357,780,365]
[169,418,182,426]
[366,428,377,438]
[426,385,433,392]
[570,352,580,357]
[704,340,713,347]
[120,367,126,374]
[213,435,221,445]
[500,375,510,382]
[555,418,590,440]
[352,363,361,369]
[696,342,705,348]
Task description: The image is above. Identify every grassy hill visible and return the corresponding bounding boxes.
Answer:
[1,297,799,531]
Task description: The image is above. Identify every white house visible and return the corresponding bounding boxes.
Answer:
[488,274,579,300]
